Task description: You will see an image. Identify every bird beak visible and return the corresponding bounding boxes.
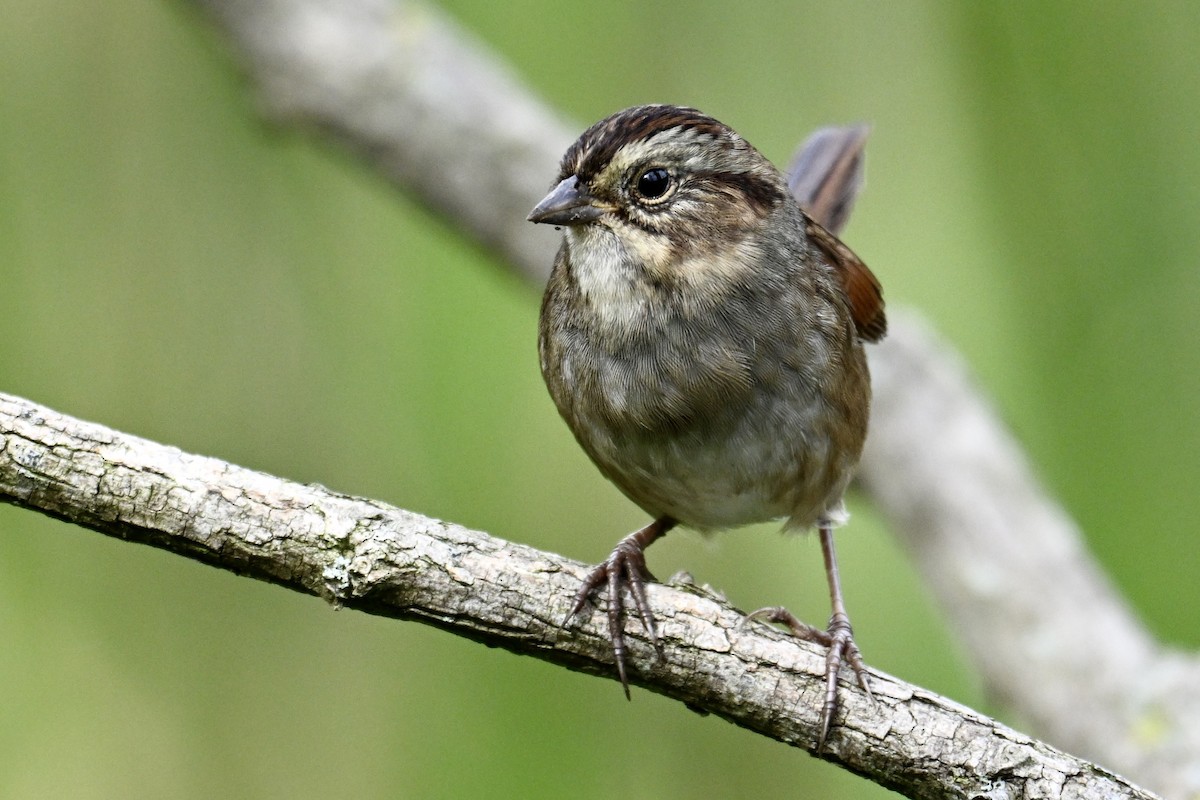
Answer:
[528,175,605,225]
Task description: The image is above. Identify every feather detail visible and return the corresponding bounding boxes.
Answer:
[805,214,887,342]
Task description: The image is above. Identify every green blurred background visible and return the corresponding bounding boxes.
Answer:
[2,2,1198,798]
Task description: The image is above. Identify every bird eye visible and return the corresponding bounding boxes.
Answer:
[635,168,672,200]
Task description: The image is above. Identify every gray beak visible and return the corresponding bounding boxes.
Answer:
[527,175,605,225]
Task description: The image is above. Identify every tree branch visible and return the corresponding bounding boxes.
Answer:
[191,0,570,284]
[0,392,1159,800]
[862,314,1200,795]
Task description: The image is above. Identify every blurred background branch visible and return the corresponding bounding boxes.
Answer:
[2,1,1198,798]
[182,0,1200,795]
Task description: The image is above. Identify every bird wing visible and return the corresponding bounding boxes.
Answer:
[805,215,887,343]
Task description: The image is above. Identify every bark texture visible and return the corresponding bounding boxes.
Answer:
[0,392,1161,800]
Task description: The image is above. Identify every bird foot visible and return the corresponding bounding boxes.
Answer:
[565,519,672,698]
[744,606,872,749]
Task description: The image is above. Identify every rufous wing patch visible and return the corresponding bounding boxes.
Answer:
[805,215,887,342]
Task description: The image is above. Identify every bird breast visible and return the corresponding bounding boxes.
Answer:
[538,224,870,532]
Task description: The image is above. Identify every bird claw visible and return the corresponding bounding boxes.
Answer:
[744,606,871,749]
[565,520,672,698]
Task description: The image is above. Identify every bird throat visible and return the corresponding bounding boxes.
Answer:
[565,225,655,331]
[566,223,760,333]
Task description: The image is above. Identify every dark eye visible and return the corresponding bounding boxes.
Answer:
[635,168,671,200]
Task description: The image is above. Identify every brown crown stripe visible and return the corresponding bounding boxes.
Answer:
[566,105,732,180]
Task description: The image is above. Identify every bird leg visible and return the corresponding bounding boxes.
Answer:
[566,516,676,698]
[746,523,872,748]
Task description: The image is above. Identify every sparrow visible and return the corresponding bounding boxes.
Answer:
[529,105,885,746]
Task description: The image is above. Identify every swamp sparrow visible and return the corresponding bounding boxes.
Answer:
[529,105,885,745]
